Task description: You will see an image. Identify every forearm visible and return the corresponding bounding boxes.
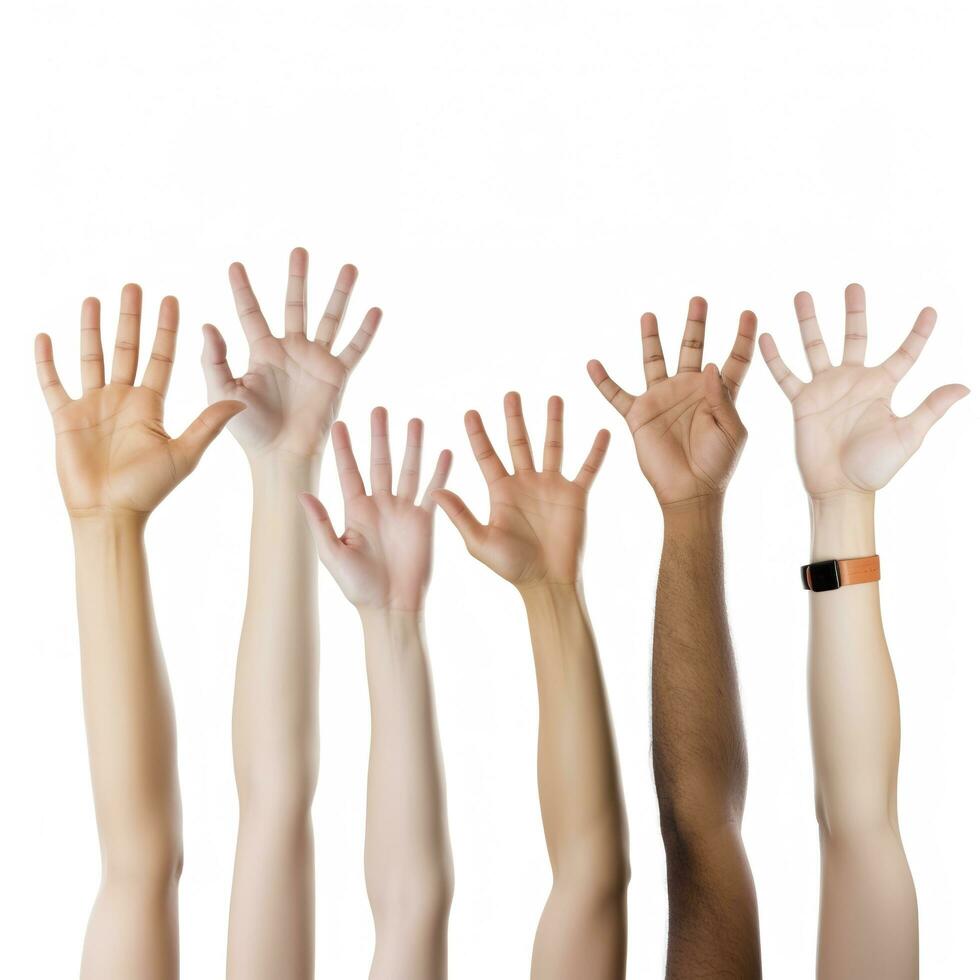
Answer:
[808,493,917,979]
[233,453,321,803]
[653,498,748,834]
[361,610,452,980]
[72,513,181,979]
[653,497,760,978]
[228,453,321,980]
[523,583,628,979]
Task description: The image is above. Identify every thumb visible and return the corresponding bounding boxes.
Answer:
[704,363,745,442]
[298,492,342,567]
[431,489,486,554]
[201,323,234,401]
[897,383,970,454]
[173,400,246,477]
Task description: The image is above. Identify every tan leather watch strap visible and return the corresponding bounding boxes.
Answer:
[801,555,880,592]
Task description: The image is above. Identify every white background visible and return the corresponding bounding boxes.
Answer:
[2,1,978,976]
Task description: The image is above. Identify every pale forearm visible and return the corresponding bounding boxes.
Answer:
[228,453,321,980]
[361,609,452,980]
[233,454,321,800]
[808,493,898,832]
[808,493,917,980]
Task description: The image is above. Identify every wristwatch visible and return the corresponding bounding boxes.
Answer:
[800,555,880,592]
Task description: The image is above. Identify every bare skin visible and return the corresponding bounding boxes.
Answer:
[760,284,969,980]
[36,286,243,979]
[201,248,381,979]
[301,410,454,979]
[435,395,629,980]
[590,297,762,978]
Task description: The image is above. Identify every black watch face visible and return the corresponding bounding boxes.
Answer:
[806,560,841,592]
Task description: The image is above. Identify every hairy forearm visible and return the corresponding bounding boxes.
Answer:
[361,610,452,980]
[653,499,748,832]
[228,453,321,980]
[653,498,760,978]
[523,583,629,979]
[72,513,181,979]
[808,493,917,979]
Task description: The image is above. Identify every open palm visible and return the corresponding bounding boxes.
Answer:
[301,410,452,612]
[202,248,381,460]
[433,393,609,588]
[760,285,969,498]
[588,297,757,506]
[35,285,243,516]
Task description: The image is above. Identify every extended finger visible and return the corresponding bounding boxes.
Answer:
[882,306,937,383]
[228,262,272,346]
[142,296,179,396]
[842,283,867,366]
[897,383,969,453]
[172,400,246,478]
[332,421,366,501]
[315,263,357,347]
[397,417,424,501]
[431,488,486,552]
[35,333,70,413]
[640,312,667,386]
[200,324,235,401]
[759,333,804,401]
[110,283,142,385]
[504,391,535,471]
[465,409,508,484]
[284,247,309,336]
[795,291,832,374]
[542,395,564,471]
[677,296,707,373]
[587,359,635,416]
[421,449,453,512]
[721,310,757,399]
[370,406,392,495]
[337,307,382,371]
[79,296,104,391]
[298,492,343,566]
[574,428,611,490]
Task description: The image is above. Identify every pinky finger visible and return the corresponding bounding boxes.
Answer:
[421,449,453,512]
[897,383,970,453]
[759,334,804,401]
[574,429,611,490]
[35,334,71,414]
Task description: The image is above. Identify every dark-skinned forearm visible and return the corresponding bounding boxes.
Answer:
[652,496,760,977]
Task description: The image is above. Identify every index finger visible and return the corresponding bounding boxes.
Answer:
[720,310,757,399]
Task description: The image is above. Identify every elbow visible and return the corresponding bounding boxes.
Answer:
[236,751,319,827]
[368,859,455,936]
[102,824,184,893]
[554,831,632,909]
[657,780,747,855]
[814,792,902,848]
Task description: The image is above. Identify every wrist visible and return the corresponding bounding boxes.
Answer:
[661,494,724,533]
[518,579,585,613]
[809,491,876,561]
[250,451,321,497]
[359,605,426,642]
[70,508,147,537]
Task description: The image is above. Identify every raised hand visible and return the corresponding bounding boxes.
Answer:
[432,393,609,588]
[35,285,244,517]
[202,247,381,461]
[588,297,756,507]
[300,409,452,612]
[759,284,969,498]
